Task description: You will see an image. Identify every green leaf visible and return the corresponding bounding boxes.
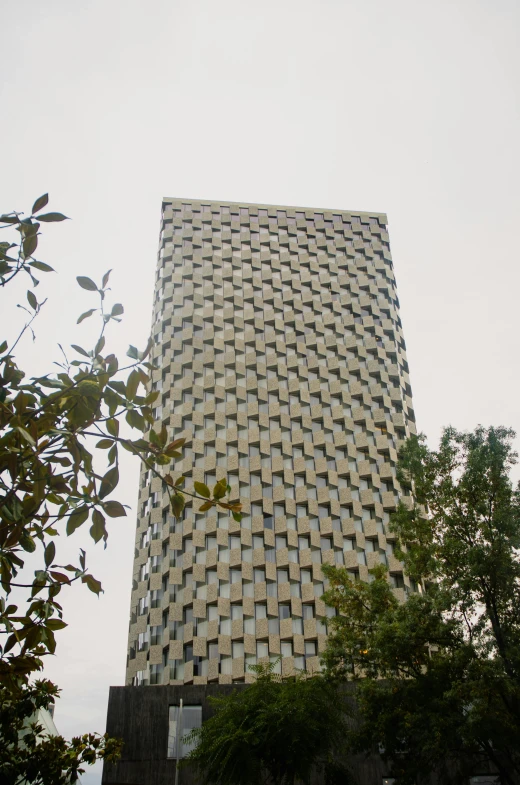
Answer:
[104,500,127,518]
[83,574,103,595]
[106,418,119,437]
[32,194,49,214]
[37,212,69,222]
[145,390,160,405]
[20,218,38,235]
[23,234,38,258]
[126,369,141,401]
[126,345,139,360]
[0,214,19,224]
[99,466,119,499]
[71,344,90,358]
[198,501,214,512]
[111,303,124,316]
[165,438,186,455]
[96,438,113,449]
[66,506,89,535]
[44,541,56,568]
[194,481,210,499]
[4,634,19,654]
[232,511,242,523]
[29,260,54,272]
[0,340,7,354]
[109,380,126,395]
[140,337,153,360]
[102,269,112,288]
[27,290,37,310]
[126,409,145,430]
[77,308,96,324]
[159,425,168,447]
[95,335,105,356]
[90,509,107,543]
[16,426,36,446]
[41,626,57,654]
[46,618,68,631]
[213,478,228,500]
[50,571,71,584]
[20,532,36,552]
[77,276,98,291]
[171,493,185,518]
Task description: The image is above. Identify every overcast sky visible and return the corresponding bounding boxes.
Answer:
[2,1,520,782]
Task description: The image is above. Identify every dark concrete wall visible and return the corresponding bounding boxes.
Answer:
[103,685,505,785]
[102,684,389,785]
[103,684,239,785]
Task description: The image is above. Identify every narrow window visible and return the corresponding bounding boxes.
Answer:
[167,705,202,758]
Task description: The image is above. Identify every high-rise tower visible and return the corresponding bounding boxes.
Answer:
[126,198,417,688]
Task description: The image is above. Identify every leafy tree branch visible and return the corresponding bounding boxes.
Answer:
[0,195,242,782]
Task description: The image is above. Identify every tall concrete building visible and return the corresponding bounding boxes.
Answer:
[126,198,417,689]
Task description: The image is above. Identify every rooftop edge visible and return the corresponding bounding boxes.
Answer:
[162,197,387,223]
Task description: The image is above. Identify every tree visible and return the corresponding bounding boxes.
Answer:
[322,426,520,785]
[0,196,241,781]
[0,679,122,785]
[185,662,352,785]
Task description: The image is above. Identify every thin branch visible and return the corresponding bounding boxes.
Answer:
[8,299,47,356]
[5,571,85,589]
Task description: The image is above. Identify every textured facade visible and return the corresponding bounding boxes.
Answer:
[126,198,417,687]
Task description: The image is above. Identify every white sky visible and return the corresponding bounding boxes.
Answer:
[2,1,520,782]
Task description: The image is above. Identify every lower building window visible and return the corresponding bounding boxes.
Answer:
[134,670,148,686]
[167,705,202,758]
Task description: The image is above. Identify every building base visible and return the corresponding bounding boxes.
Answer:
[102,684,393,785]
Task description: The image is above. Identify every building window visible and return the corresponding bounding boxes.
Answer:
[256,641,269,658]
[167,704,202,758]
[468,779,500,785]
[150,663,163,685]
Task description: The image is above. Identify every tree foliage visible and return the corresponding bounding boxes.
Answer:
[0,679,121,785]
[185,662,352,785]
[0,196,241,780]
[322,426,520,785]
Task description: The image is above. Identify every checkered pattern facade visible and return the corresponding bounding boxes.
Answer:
[126,198,417,686]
